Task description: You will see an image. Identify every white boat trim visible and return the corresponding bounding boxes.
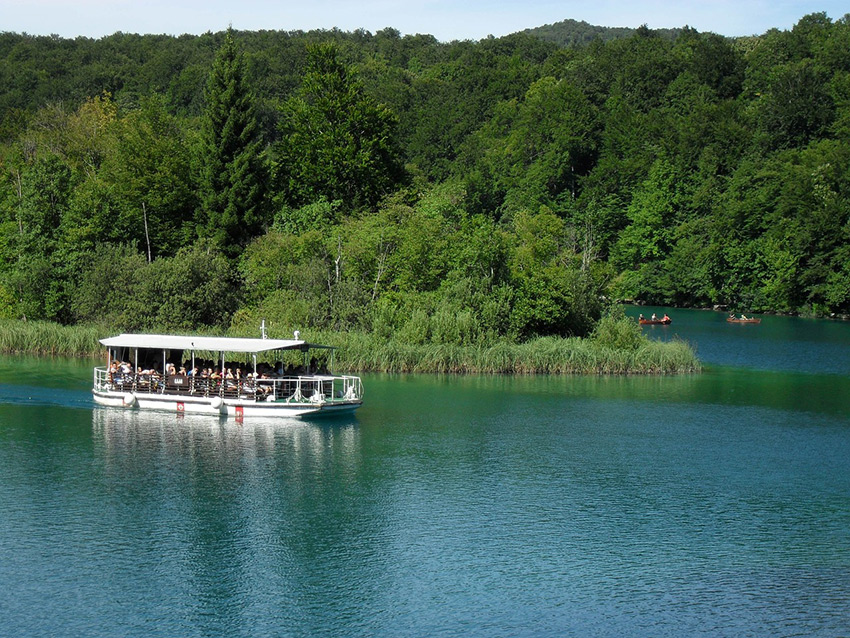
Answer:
[99,333,334,353]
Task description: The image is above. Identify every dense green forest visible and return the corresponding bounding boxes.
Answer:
[0,12,848,348]
[522,18,681,47]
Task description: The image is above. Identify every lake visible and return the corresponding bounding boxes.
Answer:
[1,308,848,637]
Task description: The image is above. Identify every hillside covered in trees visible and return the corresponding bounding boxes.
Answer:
[0,12,848,346]
[522,18,680,47]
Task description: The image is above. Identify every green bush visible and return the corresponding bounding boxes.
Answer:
[590,307,645,350]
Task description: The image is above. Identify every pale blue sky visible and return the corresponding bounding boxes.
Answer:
[2,0,847,42]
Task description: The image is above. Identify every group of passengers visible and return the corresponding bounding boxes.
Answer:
[108,356,330,399]
[110,358,327,379]
[186,359,330,398]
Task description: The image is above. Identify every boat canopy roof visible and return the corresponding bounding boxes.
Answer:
[100,333,334,353]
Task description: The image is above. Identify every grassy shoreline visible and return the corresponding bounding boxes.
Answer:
[0,319,701,375]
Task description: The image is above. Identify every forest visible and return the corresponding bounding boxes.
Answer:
[0,12,848,349]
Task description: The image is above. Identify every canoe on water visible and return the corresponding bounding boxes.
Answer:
[727,317,761,324]
[639,318,671,325]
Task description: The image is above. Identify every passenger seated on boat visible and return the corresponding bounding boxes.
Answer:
[239,373,258,399]
[135,369,154,390]
[191,374,208,395]
[651,313,657,321]
[663,314,670,322]
[256,372,275,397]
[224,369,238,393]
[741,314,748,320]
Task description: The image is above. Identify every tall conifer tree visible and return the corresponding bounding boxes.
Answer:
[197,28,267,258]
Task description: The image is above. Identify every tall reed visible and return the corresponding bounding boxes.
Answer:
[0,320,104,356]
[309,330,701,375]
[0,320,701,374]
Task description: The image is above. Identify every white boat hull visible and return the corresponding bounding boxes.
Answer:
[92,389,362,418]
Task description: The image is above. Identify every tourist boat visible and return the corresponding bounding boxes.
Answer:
[726,316,761,324]
[639,317,671,325]
[92,332,363,418]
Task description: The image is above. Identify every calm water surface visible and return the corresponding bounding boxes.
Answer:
[1,311,849,637]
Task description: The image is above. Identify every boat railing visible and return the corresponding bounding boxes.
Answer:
[93,368,362,404]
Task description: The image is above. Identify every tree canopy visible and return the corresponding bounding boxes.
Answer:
[1,13,849,340]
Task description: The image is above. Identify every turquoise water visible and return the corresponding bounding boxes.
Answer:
[1,312,849,637]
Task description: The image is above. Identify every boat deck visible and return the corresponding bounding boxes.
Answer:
[93,368,362,415]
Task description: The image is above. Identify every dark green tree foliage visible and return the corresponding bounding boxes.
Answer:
[405,35,554,181]
[462,76,598,218]
[99,95,196,258]
[3,13,850,334]
[524,19,681,48]
[274,42,404,212]
[73,241,239,330]
[197,29,267,258]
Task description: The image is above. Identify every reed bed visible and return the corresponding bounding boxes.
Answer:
[313,331,701,375]
[0,320,701,374]
[0,320,104,356]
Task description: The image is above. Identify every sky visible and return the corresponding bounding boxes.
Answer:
[1,0,848,42]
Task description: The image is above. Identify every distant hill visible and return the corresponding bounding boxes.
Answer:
[521,18,682,47]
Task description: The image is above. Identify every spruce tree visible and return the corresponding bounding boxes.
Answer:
[197,28,267,258]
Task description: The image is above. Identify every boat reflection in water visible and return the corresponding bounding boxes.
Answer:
[91,405,362,475]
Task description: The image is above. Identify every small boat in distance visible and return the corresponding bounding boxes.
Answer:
[727,315,761,324]
[92,332,363,419]
[639,313,671,325]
